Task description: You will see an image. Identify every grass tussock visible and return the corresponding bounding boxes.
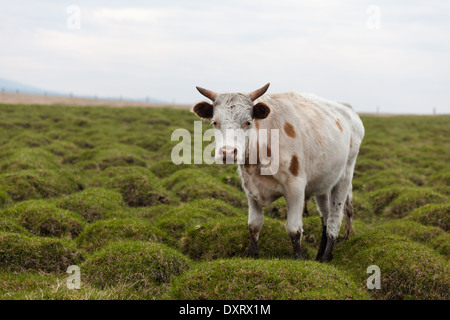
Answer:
[82,240,190,294]
[0,232,83,273]
[171,258,370,300]
[2,200,85,238]
[75,218,174,252]
[55,187,128,222]
[181,217,303,260]
[0,104,448,300]
[332,230,449,300]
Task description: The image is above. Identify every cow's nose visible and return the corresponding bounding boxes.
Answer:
[219,147,237,162]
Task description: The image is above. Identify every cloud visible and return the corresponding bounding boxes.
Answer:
[0,0,449,113]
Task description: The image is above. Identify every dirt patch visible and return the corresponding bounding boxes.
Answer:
[0,92,190,109]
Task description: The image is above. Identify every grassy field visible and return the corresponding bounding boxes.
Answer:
[0,103,448,300]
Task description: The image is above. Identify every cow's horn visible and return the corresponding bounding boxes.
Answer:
[249,83,270,101]
[196,86,217,101]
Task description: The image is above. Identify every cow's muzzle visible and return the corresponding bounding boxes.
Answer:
[219,146,237,163]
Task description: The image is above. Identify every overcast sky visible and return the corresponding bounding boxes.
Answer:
[1,0,449,113]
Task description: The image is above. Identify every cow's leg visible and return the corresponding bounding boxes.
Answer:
[303,196,310,217]
[285,181,306,260]
[321,162,355,262]
[247,195,263,258]
[314,193,330,261]
[343,190,354,239]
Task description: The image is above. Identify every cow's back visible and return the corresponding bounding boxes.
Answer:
[256,91,364,150]
[255,91,364,195]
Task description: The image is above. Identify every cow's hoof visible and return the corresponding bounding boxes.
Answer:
[319,253,333,263]
[247,243,259,259]
[318,235,335,263]
[293,252,305,260]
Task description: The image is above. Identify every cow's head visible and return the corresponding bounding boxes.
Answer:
[192,84,271,164]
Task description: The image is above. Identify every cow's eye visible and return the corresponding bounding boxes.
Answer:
[211,120,219,128]
[244,121,252,127]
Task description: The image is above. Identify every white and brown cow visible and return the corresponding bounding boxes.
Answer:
[192,83,364,262]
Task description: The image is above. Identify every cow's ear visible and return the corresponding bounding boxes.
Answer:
[253,102,270,119]
[192,101,213,119]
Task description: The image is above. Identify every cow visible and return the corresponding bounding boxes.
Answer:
[192,83,364,262]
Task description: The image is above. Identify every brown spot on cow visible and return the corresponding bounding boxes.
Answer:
[289,155,299,176]
[284,122,296,138]
[350,136,353,148]
[336,119,343,132]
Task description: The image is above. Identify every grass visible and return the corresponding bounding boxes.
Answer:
[406,203,450,231]
[181,216,297,260]
[0,169,81,202]
[170,258,370,300]
[0,272,147,300]
[2,200,85,238]
[163,168,247,208]
[54,187,128,222]
[332,230,449,299]
[0,103,448,300]
[0,232,83,273]
[75,218,174,252]
[81,240,190,298]
[104,166,178,207]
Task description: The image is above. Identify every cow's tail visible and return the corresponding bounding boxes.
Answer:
[343,193,354,240]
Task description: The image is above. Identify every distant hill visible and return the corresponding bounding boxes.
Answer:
[0,77,165,103]
[0,77,58,95]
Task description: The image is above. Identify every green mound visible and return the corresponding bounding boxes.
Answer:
[75,144,151,170]
[302,216,370,247]
[44,140,79,159]
[0,218,31,235]
[3,200,85,238]
[373,220,444,243]
[368,187,405,215]
[385,188,447,217]
[76,218,173,252]
[358,175,415,192]
[82,241,190,290]
[264,197,288,220]
[150,199,244,240]
[184,198,245,216]
[368,187,447,217]
[0,272,147,300]
[0,169,81,201]
[181,217,302,260]
[427,171,450,194]
[55,187,128,222]
[0,232,82,273]
[332,230,449,299]
[0,269,177,300]
[105,166,176,207]
[0,190,12,208]
[170,258,370,300]
[149,160,190,178]
[406,203,450,231]
[428,233,450,258]
[7,132,50,148]
[0,148,60,172]
[163,169,247,208]
[351,193,374,221]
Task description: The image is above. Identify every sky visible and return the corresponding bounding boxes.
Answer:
[1,0,449,113]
